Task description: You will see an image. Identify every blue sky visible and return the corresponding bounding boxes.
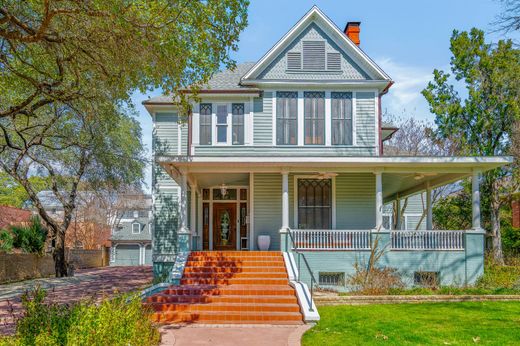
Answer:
[134,0,515,191]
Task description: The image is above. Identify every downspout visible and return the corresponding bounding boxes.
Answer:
[378,81,394,156]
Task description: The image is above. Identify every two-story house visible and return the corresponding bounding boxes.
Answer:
[143,6,510,324]
[110,194,153,266]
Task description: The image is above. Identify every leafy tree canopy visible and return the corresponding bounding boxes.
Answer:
[422,28,520,263]
[0,171,50,208]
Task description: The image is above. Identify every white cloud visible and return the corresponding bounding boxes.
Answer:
[376,57,436,121]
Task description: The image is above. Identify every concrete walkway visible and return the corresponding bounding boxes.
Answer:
[0,266,152,335]
[159,324,313,346]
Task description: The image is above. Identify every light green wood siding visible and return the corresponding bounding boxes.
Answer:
[154,112,179,156]
[336,173,376,229]
[253,92,273,145]
[253,173,282,250]
[356,92,376,147]
[180,124,188,155]
[153,187,179,256]
[194,146,376,156]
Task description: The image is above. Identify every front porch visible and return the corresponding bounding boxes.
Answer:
[154,155,508,286]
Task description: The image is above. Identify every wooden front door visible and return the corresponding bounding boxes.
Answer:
[213,203,236,250]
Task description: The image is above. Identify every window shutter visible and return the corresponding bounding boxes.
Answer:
[302,41,325,70]
[287,52,301,70]
[327,52,341,70]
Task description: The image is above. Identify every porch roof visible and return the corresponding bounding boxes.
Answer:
[158,155,511,201]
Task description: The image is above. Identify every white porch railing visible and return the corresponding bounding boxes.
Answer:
[290,229,371,251]
[391,230,465,250]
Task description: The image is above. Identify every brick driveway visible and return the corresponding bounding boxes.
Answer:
[0,266,152,335]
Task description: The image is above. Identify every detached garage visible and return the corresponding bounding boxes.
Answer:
[113,244,141,266]
[144,245,152,265]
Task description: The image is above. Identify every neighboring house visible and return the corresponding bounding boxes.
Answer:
[110,195,152,266]
[0,205,32,229]
[143,6,510,288]
[383,193,426,231]
[36,191,111,250]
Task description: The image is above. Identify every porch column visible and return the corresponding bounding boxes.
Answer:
[472,169,481,229]
[190,185,197,248]
[179,173,188,232]
[426,183,433,230]
[178,172,190,251]
[395,198,402,230]
[281,171,289,230]
[375,171,383,230]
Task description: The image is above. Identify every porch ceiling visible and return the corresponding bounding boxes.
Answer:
[159,155,511,201]
[382,172,465,202]
[189,173,249,188]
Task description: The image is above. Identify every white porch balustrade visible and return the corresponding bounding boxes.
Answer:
[290,229,371,250]
[391,230,465,250]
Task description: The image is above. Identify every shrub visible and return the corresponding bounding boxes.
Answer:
[3,287,160,346]
[347,264,404,295]
[346,234,404,295]
[66,295,160,346]
[10,217,47,254]
[0,229,14,252]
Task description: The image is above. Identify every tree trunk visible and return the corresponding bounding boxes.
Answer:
[490,178,505,265]
[53,227,68,277]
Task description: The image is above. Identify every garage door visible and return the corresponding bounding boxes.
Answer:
[144,245,152,265]
[113,244,140,266]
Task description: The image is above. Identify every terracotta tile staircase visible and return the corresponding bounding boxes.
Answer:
[146,251,304,324]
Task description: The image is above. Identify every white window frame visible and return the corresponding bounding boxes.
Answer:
[272,90,365,147]
[132,222,141,234]
[293,175,336,229]
[214,103,230,145]
[194,101,251,147]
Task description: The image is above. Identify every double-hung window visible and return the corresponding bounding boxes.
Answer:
[276,91,298,145]
[232,103,244,145]
[304,91,325,145]
[199,103,212,145]
[216,105,228,143]
[331,92,353,145]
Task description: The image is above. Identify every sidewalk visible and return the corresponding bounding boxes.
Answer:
[159,324,313,346]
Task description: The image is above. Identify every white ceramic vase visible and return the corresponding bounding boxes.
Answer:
[257,235,271,251]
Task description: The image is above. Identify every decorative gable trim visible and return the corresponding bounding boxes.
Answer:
[241,6,391,84]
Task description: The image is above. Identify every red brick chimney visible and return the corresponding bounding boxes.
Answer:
[344,22,361,46]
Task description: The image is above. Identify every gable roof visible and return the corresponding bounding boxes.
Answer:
[241,6,391,85]
[143,62,259,106]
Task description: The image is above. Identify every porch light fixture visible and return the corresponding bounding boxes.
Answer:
[220,183,228,197]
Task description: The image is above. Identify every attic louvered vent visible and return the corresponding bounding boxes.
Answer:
[287,52,302,70]
[302,41,326,70]
[327,52,341,70]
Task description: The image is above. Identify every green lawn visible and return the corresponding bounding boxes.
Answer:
[302,302,520,346]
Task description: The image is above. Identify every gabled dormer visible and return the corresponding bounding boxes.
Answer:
[241,6,391,88]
